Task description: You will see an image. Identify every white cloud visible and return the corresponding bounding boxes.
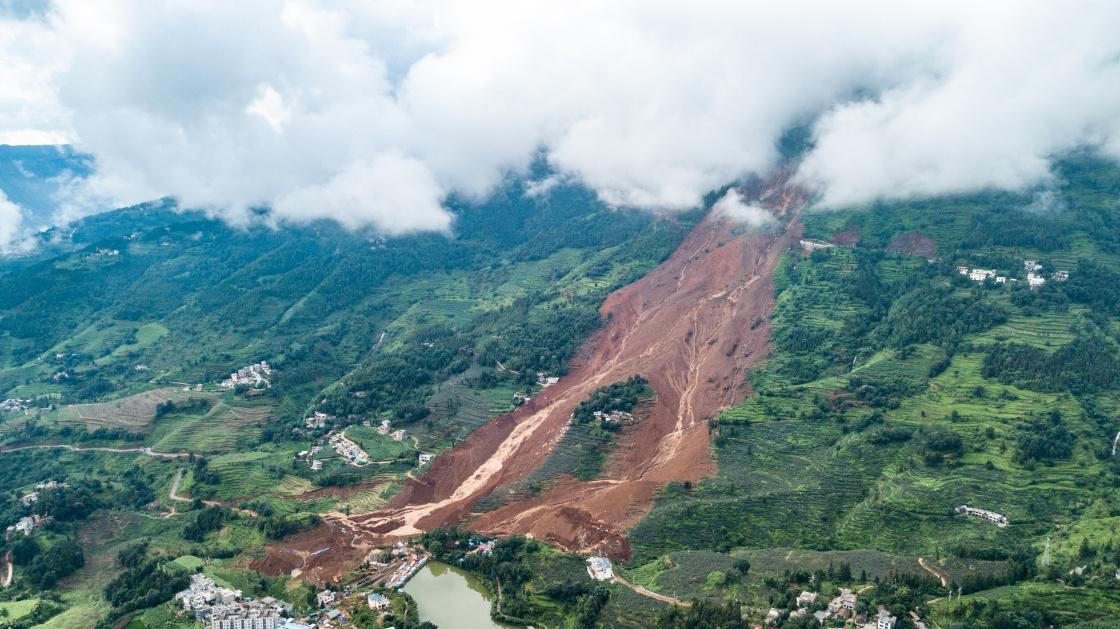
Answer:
[0,188,26,252]
[713,189,775,229]
[0,0,1117,238]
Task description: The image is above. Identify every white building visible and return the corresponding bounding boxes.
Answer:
[367,592,391,610]
[316,589,336,608]
[586,556,614,581]
[418,453,434,466]
[1027,272,1047,289]
[956,505,1008,527]
[875,609,897,629]
[211,616,276,629]
[1024,260,1042,272]
[796,591,818,607]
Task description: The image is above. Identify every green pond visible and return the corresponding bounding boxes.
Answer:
[403,561,511,628]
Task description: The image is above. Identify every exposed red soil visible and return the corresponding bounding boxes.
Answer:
[260,176,806,581]
[886,231,937,258]
[831,227,861,247]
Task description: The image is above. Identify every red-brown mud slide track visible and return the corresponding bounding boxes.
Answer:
[260,178,805,583]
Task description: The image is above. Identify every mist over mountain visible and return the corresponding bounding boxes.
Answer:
[1,1,1119,249]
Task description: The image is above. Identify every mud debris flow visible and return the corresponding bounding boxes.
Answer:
[257,178,806,582]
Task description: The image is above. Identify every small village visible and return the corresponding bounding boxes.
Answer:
[4,480,70,537]
[956,259,1070,290]
[221,361,273,391]
[174,572,301,629]
[766,588,905,629]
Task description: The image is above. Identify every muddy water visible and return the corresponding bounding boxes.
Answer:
[403,561,511,628]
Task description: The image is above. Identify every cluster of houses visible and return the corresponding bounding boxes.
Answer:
[5,480,70,537]
[591,409,634,423]
[175,572,296,629]
[537,372,560,387]
[0,398,29,414]
[18,480,68,507]
[956,504,1009,527]
[385,543,428,588]
[328,431,369,466]
[93,247,120,257]
[305,412,332,429]
[376,419,408,442]
[296,446,323,471]
[6,514,49,537]
[769,588,895,628]
[586,556,614,582]
[955,259,1070,290]
[221,361,272,391]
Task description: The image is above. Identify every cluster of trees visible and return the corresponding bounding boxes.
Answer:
[26,539,84,588]
[543,581,611,629]
[571,376,650,424]
[657,599,746,629]
[1014,410,1075,466]
[983,337,1120,393]
[257,513,320,540]
[101,542,190,622]
[182,505,228,542]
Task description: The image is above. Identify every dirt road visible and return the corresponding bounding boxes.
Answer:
[0,443,188,459]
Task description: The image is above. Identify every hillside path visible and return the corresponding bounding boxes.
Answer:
[613,574,690,607]
[0,443,189,459]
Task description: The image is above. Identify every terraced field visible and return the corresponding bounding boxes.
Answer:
[152,401,270,453]
[40,387,207,433]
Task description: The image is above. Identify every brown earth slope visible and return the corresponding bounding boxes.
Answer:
[259,180,804,582]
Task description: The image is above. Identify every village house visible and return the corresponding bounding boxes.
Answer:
[377,419,392,435]
[316,590,336,608]
[1027,272,1047,289]
[367,592,390,611]
[827,588,857,615]
[800,239,835,252]
[873,608,897,629]
[1052,270,1069,281]
[418,453,434,466]
[1024,260,1042,272]
[765,608,782,625]
[797,591,818,607]
[304,411,330,429]
[390,429,407,442]
[956,504,1008,526]
[7,514,49,536]
[310,460,323,471]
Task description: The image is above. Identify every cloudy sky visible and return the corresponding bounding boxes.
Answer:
[1,0,1119,246]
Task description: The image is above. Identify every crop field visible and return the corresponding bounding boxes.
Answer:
[343,425,409,461]
[421,369,512,445]
[151,401,270,453]
[0,599,41,622]
[45,387,207,433]
[335,481,398,514]
[205,451,292,500]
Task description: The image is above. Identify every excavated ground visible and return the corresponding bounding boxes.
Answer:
[259,179,805,582]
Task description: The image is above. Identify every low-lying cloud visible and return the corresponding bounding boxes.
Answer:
[0,0,1118,247]
[713,190,775,230]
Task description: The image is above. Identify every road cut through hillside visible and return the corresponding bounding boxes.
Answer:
[261,177,806,581]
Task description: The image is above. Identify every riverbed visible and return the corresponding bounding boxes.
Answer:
[403,561,512,628]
